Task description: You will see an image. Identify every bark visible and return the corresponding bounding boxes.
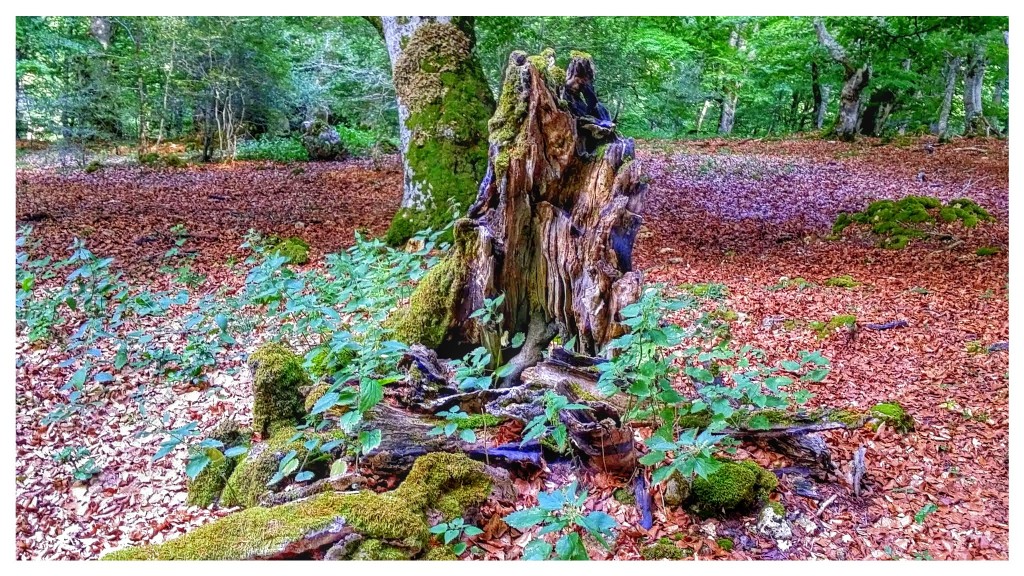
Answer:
[814,17,870,142]
[379,17,495,245]
[811,62,824,130]
[964,43,989,137]
[934,55,961,141]
[389,50,646,363]
[861,89,895,137]
[718,93,737,134]
[696,99,712,132]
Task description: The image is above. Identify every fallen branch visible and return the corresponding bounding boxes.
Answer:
[813,493,838,518]
[864,320,909,330]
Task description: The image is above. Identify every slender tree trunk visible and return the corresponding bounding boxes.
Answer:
[718,93,737,134]
[696,99,712,132]
[377,17,495,246]
[811,61,824,130]
[814,17,870,142]
[935,55,961,142]
[964,43,988,137]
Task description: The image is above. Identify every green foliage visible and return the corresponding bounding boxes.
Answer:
[915,502,939,524]
[429,405,479,444]
[768,276,815,291]
[823,275,860,288]
[680,282,728,301]
[689,460,778,517]
[84,160,103,174]
[429,517,484,556]
[833,196,993,249]
[716,537,734,551]
[52,446,101,482]
[521,391,590,453]
[975,246,1000,257]
[267,236,310,265]
[335,125,398,157]
[236,136,309,162]
[504,480,617,560]
[809,314,858,338]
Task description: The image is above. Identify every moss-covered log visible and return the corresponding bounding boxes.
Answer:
[103,453,494,560]
[380,17,495,246]
[391,50,647,369]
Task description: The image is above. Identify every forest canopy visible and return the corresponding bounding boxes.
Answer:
[16,15,1009,155]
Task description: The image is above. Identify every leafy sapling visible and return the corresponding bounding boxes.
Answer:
[429,405,479,443]
[52,446,102,482]
[521,391,590,453]
[429,517,484,556]
[504,480,617,560]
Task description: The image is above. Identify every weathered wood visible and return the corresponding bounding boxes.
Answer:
[393,49,646,367]
[851,445,867,498]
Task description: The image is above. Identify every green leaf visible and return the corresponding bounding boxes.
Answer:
[460,429,477,443]
[915,502,939,524]
[537,490,565,511]
[781,360,802,372]
[452,542,467,555]
[93,372,114,383]
[747,414,771,430]
[281,458,299,477]
[295,470,314,482]
[185,454,210,480]
[444,422,458,436]
[358,428,382,455]
[802,368,829,382]
[555,533,589,560]
[329,459,349,478]
[224,445,248,458]
[652,464,676,484]
[444,529,460,544]
[463,526,484,537]
[504,507,549,530]
[638,450,666,466]
[511,332,526,348]
[522,539,553,560]
[429,523,448,535]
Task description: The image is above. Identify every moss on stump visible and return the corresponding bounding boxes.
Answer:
[249,343,309,438]
[870,401,914,432]
[103,452,492,560]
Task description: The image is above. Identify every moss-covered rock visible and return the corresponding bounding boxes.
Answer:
[870,401,914,433]
[456,413,503,430]
[269,236,310,265]
[249,343,309,438]
[641,537,690,560]
[689,460,778,517]
[832,196,992,249]
[823,275,860,288]
[613,487,636,505]
[185,420,251,508]
[103,452,492,560]
[385,21,494,246]
[302,119,346,161]
[423,545,460,560]
[809,314,857,339]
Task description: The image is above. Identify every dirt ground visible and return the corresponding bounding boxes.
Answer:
[15,137,1008,560]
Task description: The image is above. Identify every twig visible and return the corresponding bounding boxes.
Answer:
[813,494,838,518]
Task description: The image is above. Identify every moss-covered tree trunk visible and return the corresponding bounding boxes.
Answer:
[389,50,647,379]
[379,17,495,246]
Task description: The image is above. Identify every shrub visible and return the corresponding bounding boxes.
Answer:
[335,125,399,158]
[236,136,309,162]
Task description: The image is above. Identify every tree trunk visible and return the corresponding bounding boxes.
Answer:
[964,43,988,137]
[387,50,646,373]
[811,62,824,130]
[718,93,737,134]
[935,55,960,142]
[696,98,712,132]
[378,17,495,246]
[814,17,870,142]
[861,88,895,137]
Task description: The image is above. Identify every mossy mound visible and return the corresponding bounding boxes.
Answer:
[641,537,690,560]
[870,401,914,433]
[249,343,309,438]
[384,21,494,246]
[104,452,491,560]
[689,460,778,517]
[84,160,103,174]
[716,537,734,552]
[385,222,475,347]
[220,425,335,509]
[613,487,636,505]
[186,420,251,508]
[809,314,857,338]
[832,196,992,249]
[456,413,503,430]
[302,119,346,161]
[268,236,310,265]
[423,545,460,560]
[823,275,860,288]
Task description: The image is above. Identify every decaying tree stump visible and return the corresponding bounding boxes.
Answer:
[388,49,647,372]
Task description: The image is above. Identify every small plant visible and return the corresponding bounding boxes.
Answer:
[429,405,479,443]
[965,340,986,355]
[429,517,484,556]
[914,502,939,524]
[909,287,930,295]
[823,275,860,288]
[84,159,103,174]
[768,276,815,291]
[808,314,857,338]
[680,282,728,301]
[521,391,590,453]
[53,446,102,482]
[975,246,1000,257]
[504,480,617,560]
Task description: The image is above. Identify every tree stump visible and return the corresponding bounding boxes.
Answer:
[388,49,647,378]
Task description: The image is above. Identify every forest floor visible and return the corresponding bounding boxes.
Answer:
[14,137,1008,560]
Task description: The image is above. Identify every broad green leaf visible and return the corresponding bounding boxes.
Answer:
[522,538,553,560]
[504,507,548,530]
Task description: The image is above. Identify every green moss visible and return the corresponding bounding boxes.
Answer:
[385,22,494,246]
[832,196,992,249]
[457,413,503,430]
[304,383,331,414]
[568,381,602,402]
[641,537,689,560]
[823,275,860,288]
[710,307,739,322]
[831,409,866,427]
[975,246,1000,257]
[268,236,310,265]
[965,340,986,355]
[84,160,103,174]
[105,452,489,560]
[187,452,234,508]
[768,500,786,517]
[249,343,309,438]
[613,487,636,505]
[689,460,778,517]
[680,282,728,300]
[870,402,914,433]
[809,314,857,338]
[352,539,413,560]
[716,537,734,552]
[385,224,476,347]
[220,428,294,509]
[423,545,460,560]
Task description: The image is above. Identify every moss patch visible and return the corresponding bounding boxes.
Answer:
[423,545,460,560]
[870,401,914,433]
[268,236,310,265]
[832,196,992,249]
[809,314,857,339]
[249,343,309,438]
[613,487,636,505]
[385,21,494,246]
[104,452,490,560]
[457,413,503,430]
[641,537,689,560]
[768,500,786,517]
[385,223,475,347]
[716,537,734,552]
[186,451,234,508]
[823,275,860,288]
[689,460,778,517]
